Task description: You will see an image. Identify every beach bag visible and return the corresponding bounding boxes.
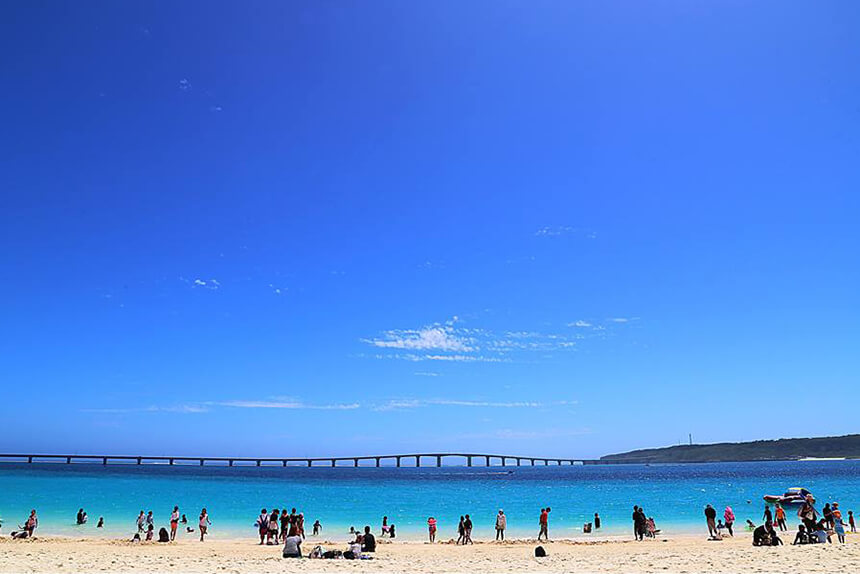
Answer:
[534,545,546,557]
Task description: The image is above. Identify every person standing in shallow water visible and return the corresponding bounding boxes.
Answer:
[495,509,507,540]
[456,516,465,545]
[199,508,210,542]
[723,506,735,537]
[594,512,601,530]
[762,505,773,525]
[170,506,180,541]
[774,504,787,531]
[463,514,473,544]
[427,516,437,543]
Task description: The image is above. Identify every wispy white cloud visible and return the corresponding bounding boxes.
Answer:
[374,398,576,412]
[363,322,474,352]
[190,278,220,290]
[413,372,440,377]
[179,78,191,91]
[82,405,209,414]
[569,320,592,328]
[535,226,597,239]
[268,283,285,295]
[213,400,360,410]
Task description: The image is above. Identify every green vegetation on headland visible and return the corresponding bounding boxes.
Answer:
[601,434,860,463]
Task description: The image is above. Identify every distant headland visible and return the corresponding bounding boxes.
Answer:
[601,434,860,463]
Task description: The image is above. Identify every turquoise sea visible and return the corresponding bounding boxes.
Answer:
[0,461,858,540]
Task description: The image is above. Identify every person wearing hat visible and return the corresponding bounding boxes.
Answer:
[797,494,819,533]
[495,509,507,541]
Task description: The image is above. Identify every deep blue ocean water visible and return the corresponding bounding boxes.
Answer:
[0,461,857,540]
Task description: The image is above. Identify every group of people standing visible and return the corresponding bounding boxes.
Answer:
[632,505,658,540]
[135,506,209,542]
[256,507,317,546]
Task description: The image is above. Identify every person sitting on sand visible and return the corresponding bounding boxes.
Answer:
[145,523,155,541]
[283,527,302,558]
[97,517,104,528]
[346,537,362,559]
[158,527,170,543]
[362,526,376,553]
[792,524,808,545]
[752,522,774,546]
[389,523,396,538]
[427,517,437,543]
[812,520,830,544]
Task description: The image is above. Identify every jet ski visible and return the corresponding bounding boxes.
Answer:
[763,487,812,505]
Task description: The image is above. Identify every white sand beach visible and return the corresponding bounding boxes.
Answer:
[1,534,858,573]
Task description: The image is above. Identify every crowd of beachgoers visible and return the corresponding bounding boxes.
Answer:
[3,495,856,560]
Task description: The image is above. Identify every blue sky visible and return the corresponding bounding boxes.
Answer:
[1,1,858,459]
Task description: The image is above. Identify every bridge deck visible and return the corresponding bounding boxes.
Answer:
[0,453,615,467]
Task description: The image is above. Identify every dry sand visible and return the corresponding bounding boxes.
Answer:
[0,534,858,573]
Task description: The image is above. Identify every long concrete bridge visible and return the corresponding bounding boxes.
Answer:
[0,453,615,468]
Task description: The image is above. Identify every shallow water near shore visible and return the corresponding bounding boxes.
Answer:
[0,460,858,540]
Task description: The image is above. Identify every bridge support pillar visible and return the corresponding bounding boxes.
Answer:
[467,456,472,467]
[103,457,108,465]
[544,459,548,466]
[354,458,359,468]
[396,456,401,468]
[375,457,381,467]
[415,455,421,467]
[307,460,312,468]
[436,455,442,467]
[485,455,491,466]
[66,456,72,464]
[501,457,506,467]
[516,458,521,467]
[228,460,234,467]
[331,459,336,468]
[256,460,261,467]
[200,459,205,466]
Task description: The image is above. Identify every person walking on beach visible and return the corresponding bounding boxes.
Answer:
[633,506,646,541]
[538,507,550,541]
[170,506,180,541]
[774,504,787,531]
[463,514,473,544]
[849,510,856,533]
[457,516,465,544]
[594,512,601,530]
[146,510,154,532]
[762,505,772,525]
[495,509,507,541]
[198,508,210,542]
[427,516,437,543]
[136,511,146,534]
[723,506,735,537]
[705,504,718,539]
